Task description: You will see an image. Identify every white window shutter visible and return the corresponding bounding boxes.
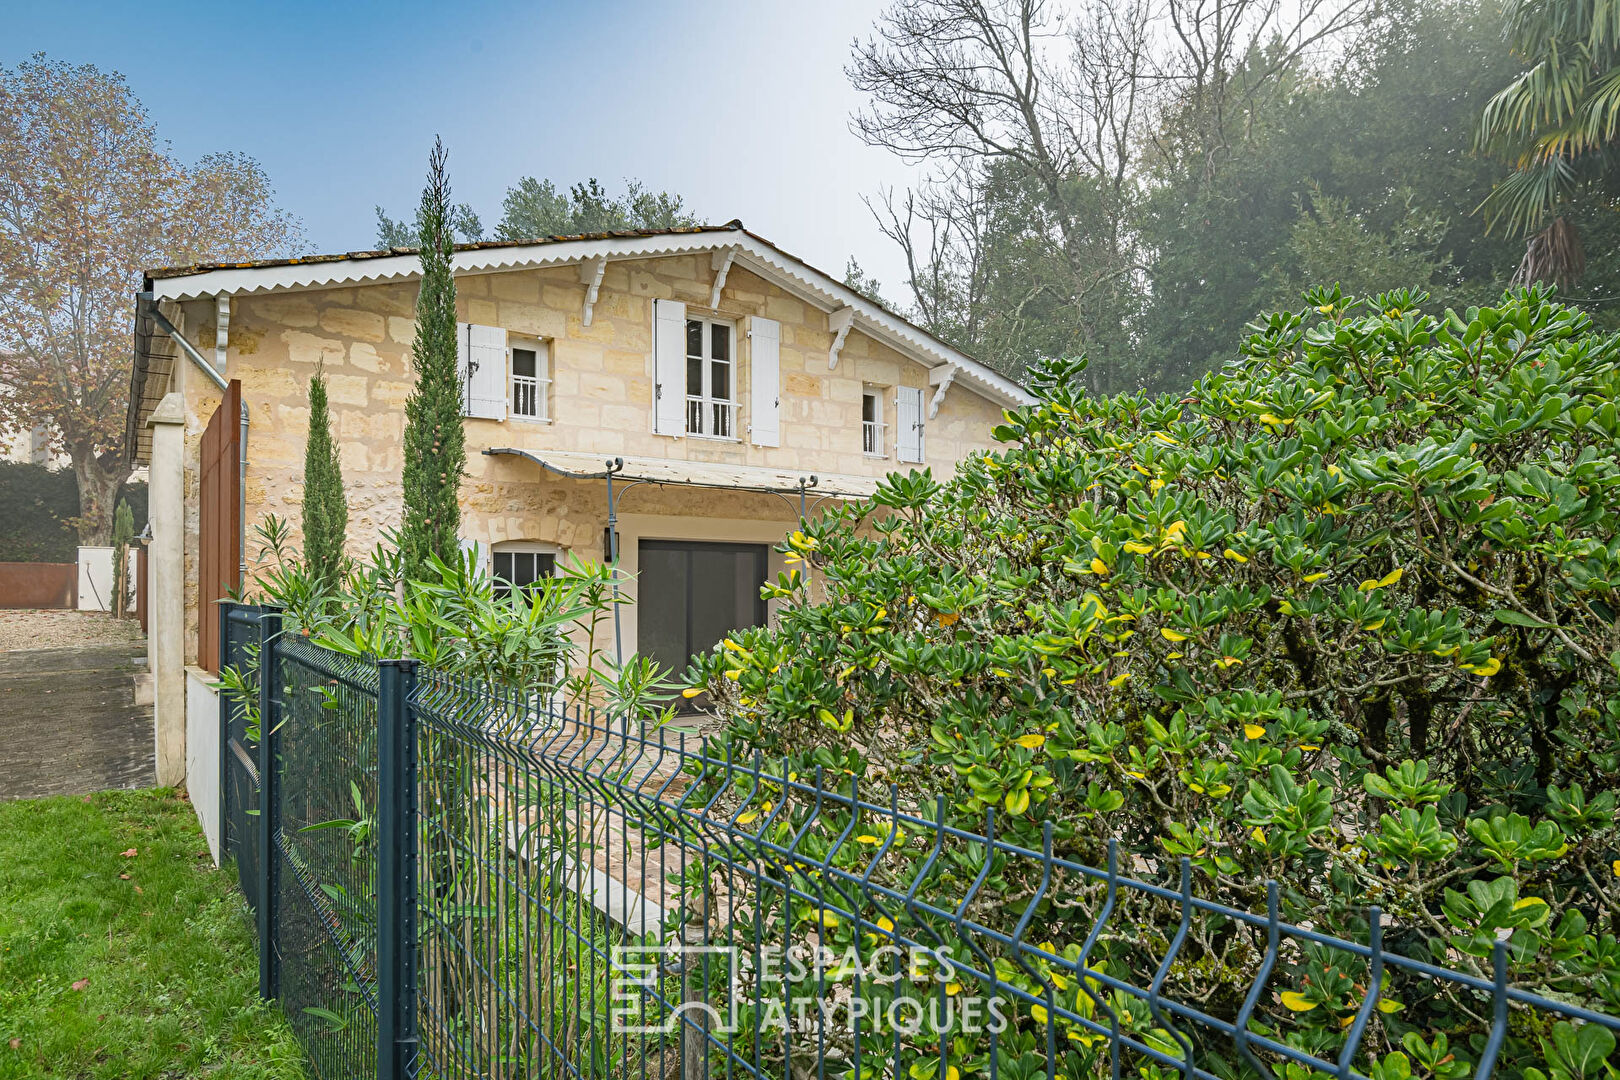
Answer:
[748,316,780,447]
[466,324,508,420]
[652,298,687,435]
[456,322,474,417]
[897,386,925,463]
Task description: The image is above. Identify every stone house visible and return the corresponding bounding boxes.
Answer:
[124,222,1028,787]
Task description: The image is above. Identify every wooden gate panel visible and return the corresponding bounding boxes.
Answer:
[198,381,242,674]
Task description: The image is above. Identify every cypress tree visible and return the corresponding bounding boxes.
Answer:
[110,498,133,619]
[302,368,347,587]
[400,137,466,585]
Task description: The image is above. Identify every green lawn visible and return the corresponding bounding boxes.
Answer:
[0,788,306,1079]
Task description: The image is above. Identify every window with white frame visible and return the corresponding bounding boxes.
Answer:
[861,387,887,456]
[491,542,557,599]
[685,317,736,438]
[510,337,551,421]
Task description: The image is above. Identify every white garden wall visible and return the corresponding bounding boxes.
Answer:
[185,668,221,864]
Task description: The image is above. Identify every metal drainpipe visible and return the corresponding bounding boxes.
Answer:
[145,297,227,391]
[606,464,621,665]
[238,404,249,584]
[219,293,246,586]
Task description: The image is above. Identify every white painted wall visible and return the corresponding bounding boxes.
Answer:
[185,668,221,865]
[77,546,113,611]
[74,547,137,613]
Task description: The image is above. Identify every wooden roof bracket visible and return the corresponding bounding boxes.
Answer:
[827,306,856,370]
[709,247,737,308]
[579,255,608,326]
[928,363,957,419]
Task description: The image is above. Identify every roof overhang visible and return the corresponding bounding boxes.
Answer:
[126,294,180,465]
[146,227,1033,411]
[483,448,881,501]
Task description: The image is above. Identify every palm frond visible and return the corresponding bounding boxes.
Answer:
[1477,154,1579,234]
[1478,57,1593,149]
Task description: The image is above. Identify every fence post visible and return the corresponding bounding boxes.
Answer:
[681,880,712,1080]
[376,658,420,1079]
[256,606,283,1002]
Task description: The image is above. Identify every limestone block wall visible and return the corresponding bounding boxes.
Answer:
[164,252,1010,664]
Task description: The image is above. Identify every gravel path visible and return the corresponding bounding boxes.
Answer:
[0,645,155,798]
[0,611,152,798]
[0,609,145,652]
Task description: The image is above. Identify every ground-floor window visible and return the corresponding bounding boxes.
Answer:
[638,540,768,682]
[492,543,557,599]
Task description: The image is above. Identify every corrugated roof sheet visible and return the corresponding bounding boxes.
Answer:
[144,223,743,280]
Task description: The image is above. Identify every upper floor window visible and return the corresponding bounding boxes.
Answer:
[685,317,736,439]
[510,337,551,421]
[492,542,557,600]
[862,388,886,456]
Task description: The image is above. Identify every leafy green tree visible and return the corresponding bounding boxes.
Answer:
[494,177,697,240]
[375,176,698,249]
[374,201,483,248]
[301,369,346,588]
[1136,0,1537,391]
[841,257,889,306]
[0,55,300,543]
[690,286,1620,1074]
[399,139,466,586]
[1262,190,1453,310]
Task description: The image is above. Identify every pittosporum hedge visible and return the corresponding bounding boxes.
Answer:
[688,287,1620,1080]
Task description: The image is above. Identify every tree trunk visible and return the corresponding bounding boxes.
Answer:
[70,447,131,545]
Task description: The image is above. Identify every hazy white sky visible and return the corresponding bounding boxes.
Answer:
[5,0,923,298]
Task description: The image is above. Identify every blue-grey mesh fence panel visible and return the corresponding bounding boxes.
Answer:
[405,674,1620,1080]
[217,632,1620,1080]
[220,604,262,911]
[275,634,382,1078]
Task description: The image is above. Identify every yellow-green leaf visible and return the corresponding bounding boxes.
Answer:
[1360,567,1404,591]
[1279,991,1317,1012]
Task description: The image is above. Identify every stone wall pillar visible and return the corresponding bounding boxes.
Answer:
[147,392,187,787]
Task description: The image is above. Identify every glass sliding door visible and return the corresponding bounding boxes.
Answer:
[638,540,769,679]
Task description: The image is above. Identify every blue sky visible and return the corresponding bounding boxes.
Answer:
[5,0,919,295]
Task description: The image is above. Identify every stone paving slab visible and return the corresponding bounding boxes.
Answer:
[0,644,155,800]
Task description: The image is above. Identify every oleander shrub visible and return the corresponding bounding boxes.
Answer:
[686,287,1620,1079]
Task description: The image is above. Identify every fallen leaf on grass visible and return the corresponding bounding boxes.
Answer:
[119,873,130,880]
[8,1038,19,1049]
[71,979,89,991]
[133,885,142,895]
[119,849,137,858]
